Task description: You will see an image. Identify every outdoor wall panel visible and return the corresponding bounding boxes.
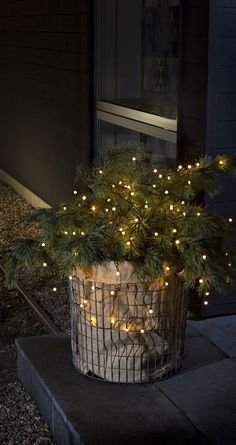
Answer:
[0,0,92,206]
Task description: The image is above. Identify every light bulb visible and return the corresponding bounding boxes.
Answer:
[92,206,96,211]
[228,263,232,267]
[219,160,223,165]
[188,164,192,169]
[122,231,126,235]
[110,290,115,295]
[131,192,135,196]
[183,212,186,217]
[199,278,203,284]
[83,299,88,304]
[165,190,169,195]
[196,162,200,167]
[119,181,122,185]
[112,184,115,188]
[69,276,73,280]
[145,204,148,209]
[64,231,68,235]
[82,195,86,201]
[153,184,156,188]
[72,231,76,236]
[41,242,46,247]
[204,301,209,306]
[105,208,109,212]
[225,252,228,256]
[116,271,120,276]
[229,218,233,223]
[125,327,129,332]
[43,262,47,267]
[181,201,185,205]
[166,266,170,271]
[205,292,210,296]
[149,309,153,314]
[91,285,95,290]
[188,181,191,185]
[167,176,171,180]
[119,227,123,232]
[170,205,174,211]
[140,329,145,334]
[159,174,163,179]
[165,282,169,286]
[112,207,116,211]
[197,212,201,216]
[178,165,182,170]
[99,170,103,174]
[111,318,115,325]
[73,190,78,195]
[202,255,207,260]
[81,231,85,236]
[153,169,158,173]
[173,229,177,233]
[107,198,111,202]
[135,218,139,223]
[175,240,180,245]
[154,232,158,236]
[80,303,84,308]
[53,287,57,292]
[126,241,131,246]
[63,206,67,211]
[132,157,136,161]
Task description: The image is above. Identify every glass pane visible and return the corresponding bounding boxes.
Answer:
[98,120,176,168]
[97,0,179,119]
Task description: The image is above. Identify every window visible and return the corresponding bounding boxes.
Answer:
[96,0,180,164]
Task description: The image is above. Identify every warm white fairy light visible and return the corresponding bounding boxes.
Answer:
[111,318,115,325]
[166,266,170,271]
[91,285,95,290]
[196,162,200,167]
[205,292,210,296]
[178,165,182,170]
[131,192,135,196]
[170,205,174,210]
[118,181,122,185]
[41,242,46,247]
[229,218,233,223]
[181,201,185,205]
[72,231,76,236]
[125,327,129,332]
[145,204,148,209]
[83,299,88,304]
[107,198,111,202]
[127,185,131,190]
[64,231,68,235]
[122,231,126,235]
[126,241,131,246]
[116,271,120,276]
[99,170,103,174]
[182,212,186,217]
[63,206,67,211]
[188,180,191,185]
[219,160,223,165]
[153,169,158,173]
[53,287,57,292]
[132,157,136,161]
[173,229,177,233]
[153,184,156,188]
[43,262,47,267]
[69,275,73,280]
[228,263,232,267]
[165,190,169,195]
[175,240,180,245]
[167,176,171,180]
[112,184,115,188]
[135,218,139,223]
[197,212,201,216]
[82,195,86,201]
[119,227,123,232]
[149,309,153,314]
[110,290,115,295]
[80,303,84,308]
[105,208,109,213]
[81,231,85,236]
[159,174,163,179]
[204,301,209,306]
[199,278,203,284]
[92,206,96,211]
[177,208,180,212]
[112,207,116,211]
[188,164,192,169]
[73,190,78,195]
[140,329,145,334]
[165,281,169,286]
[202,255,207,260]
[154,232,158,237]
[225,252,228,256]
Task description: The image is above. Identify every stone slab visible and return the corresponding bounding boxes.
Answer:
[16,335,208,445]
[157,359,236,445]
[189,315,236,357]
[181,335,226,373]
[185,322,201,338]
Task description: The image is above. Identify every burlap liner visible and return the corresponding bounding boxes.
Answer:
[70,261,186,383]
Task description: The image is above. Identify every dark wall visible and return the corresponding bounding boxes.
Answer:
[204,0,236,316]
[0,0,92,206]
[178,0,209,163]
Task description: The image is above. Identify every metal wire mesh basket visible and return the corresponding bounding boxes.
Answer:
[69,267,188,383]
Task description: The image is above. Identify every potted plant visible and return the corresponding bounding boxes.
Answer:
[5,145,236,383]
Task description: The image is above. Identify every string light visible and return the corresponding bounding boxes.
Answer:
[159,174,163,179]
[82,195,86,201]
[122,231,126,235]
[165,281,169,286]
[197,212,201,216]
[199,278,203,284]
[166,266,170,271]
[228,263,232,267]
[111,318,115,325]
[182,212,186,217]
[229,218,233,223]
[153,169,157,173]
[170,205,174,210]
[132,157,136,161]
[202,255,207,260]
[181,201,185,205]
[167,176,171,180]
[145,204,148,209]
[112,184,115,188]
[64,231,68,235]
[188,180,191,185]
[99,170,103,174]
[153,184,156,188]
[154,232,158,237]
[116,271,120,276]
[175,240,180,245]
[164,190,169,195]
[53,287,57,292]
[188,164,192,169]
[110,290,115,295]
[140,329,145,334]
[127,185,131,190]
[126,241,131,246]
[178,165,182,170]
[219,160,223,165]
[72,231,76,236]
[130,192,135,196]
[225,252,228,256]
[83,299,88,305]
[81,231,85,236]
[118,181,122,185]
[112,207,116,211]
[105,208,109,213]
[80,303,84,308]
[41,242,46,247]
[204,301,209,306]
[43,262,47,267]
[172,229,177,233]
[92,206,96,211]
[205,292,210,296]
[125,327,129,332]
[63,206,67,211]
[73,190,78,195]
[149,309,153,314]
[91,285,95,290]
[135,218,139,223]
[196,162,200,167]
[69,276,73,280]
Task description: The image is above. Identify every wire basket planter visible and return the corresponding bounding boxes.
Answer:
[69,266,188,383]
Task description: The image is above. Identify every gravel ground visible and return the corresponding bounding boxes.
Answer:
[0,181,70,444]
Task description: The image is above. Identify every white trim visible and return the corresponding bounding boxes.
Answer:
[0,169,51,208]
[97,111,177,144]
[97,101,177,132]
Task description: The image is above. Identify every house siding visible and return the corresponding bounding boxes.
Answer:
[0,0,92,205]
[205,0,236,316]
